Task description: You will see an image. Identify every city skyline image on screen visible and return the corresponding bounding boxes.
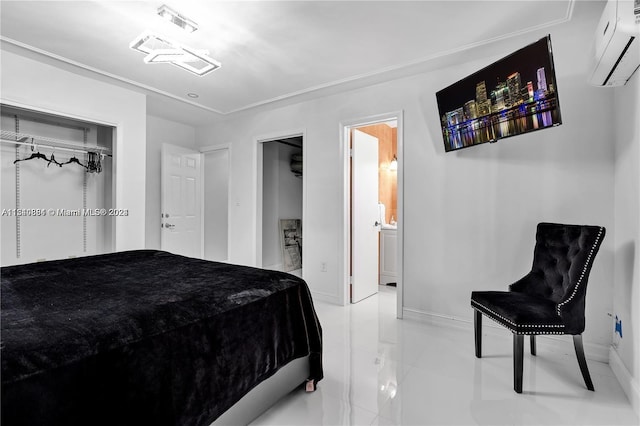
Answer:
[437,35,562,152]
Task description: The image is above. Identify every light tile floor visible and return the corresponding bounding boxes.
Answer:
[251,286,639,425]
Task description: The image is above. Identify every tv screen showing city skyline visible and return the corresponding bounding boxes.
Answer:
[437,35,562,152]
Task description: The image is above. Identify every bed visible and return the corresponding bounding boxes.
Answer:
[1,250,323,426]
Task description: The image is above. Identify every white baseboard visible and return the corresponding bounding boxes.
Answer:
[609,347,640,417]
[263,263,283,271]
[310,290,339,304]
[402,307,610,362]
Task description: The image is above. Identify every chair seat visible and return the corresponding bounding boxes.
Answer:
[471,291,565,335]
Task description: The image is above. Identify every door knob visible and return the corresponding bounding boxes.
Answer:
[374,221,381,227]
[164,223,175,229]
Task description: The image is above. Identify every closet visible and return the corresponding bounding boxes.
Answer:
[0,105,114,266]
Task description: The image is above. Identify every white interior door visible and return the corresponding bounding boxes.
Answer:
[161,143,202,258]
[351,129,380,303]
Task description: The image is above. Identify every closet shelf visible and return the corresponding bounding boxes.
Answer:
[0,130,111,155]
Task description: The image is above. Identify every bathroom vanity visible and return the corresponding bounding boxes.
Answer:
[379,226,397,285]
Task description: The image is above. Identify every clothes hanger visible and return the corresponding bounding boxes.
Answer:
[47,150,63,167]
[13,150,49,164]
[87,152,102,173]
[87,152,96,173]
[95,153,102,173]
[13,139,49,165]
[62,155,88,170]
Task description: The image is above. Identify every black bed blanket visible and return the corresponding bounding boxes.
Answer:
[1,250,323,426]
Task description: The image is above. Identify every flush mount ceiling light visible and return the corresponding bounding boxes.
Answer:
[130,32,221,76]
[157,4,198,33]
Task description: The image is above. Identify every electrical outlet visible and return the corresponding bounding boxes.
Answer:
[615,316,623,338]
[320,262,327,272]
[612,315,623,349]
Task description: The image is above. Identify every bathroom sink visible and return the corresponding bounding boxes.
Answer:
[381,224,397,230]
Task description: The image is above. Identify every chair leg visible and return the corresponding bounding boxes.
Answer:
[530,335,536,356]
[573,334,594,391]
[474,309,482,358]
[513,334,524,393]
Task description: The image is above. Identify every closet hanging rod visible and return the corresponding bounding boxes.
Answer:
[0,130,111,154]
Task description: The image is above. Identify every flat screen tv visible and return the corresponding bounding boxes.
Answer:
[436,35,562,152]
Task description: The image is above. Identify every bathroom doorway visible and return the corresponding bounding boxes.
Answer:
[342,112,403,317]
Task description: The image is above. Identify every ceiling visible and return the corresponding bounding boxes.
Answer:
[0,1,574,125]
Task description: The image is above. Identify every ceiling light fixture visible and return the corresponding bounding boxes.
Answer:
[130,32,221,76]
[157,4,198,33]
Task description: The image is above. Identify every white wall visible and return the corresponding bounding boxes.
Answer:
[0,48,146,251]
[203,149,230,262]
[145,115,197,249]
[613,71,640,413]
[195,2,616,356]
[262,142,303,270]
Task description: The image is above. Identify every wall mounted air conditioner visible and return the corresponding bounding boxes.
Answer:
[588,0,640,86]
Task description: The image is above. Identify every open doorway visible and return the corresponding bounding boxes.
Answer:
[343,112,403,317]
[258,134,304,278]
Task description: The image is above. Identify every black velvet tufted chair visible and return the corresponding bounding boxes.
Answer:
[471,223,605,393]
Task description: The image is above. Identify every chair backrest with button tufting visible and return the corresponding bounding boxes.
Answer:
[509,222,605,333]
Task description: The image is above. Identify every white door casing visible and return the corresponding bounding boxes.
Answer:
[161,143,202,258]
[351,129,380,303]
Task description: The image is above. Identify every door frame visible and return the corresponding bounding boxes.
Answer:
[341,111,404,318]
[200,143,231,262]
[255,129,307,274]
